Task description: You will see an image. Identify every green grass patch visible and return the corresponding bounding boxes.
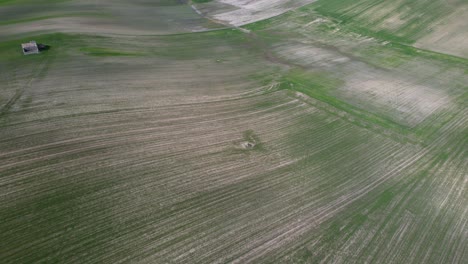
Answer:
[80,47,143,57]
[0,33,75,60]
[0,12,109,26]
[152,29,250,59]
[356,41,468,72]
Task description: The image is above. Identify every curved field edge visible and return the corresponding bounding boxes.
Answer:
[0,0,225,39]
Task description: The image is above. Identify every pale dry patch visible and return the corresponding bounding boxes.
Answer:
[303,18,330,28]
[380,14,407,29]
[209,0,316,26]
[415,6,468,58]
[274,42,351,68]
[341,76,452,126]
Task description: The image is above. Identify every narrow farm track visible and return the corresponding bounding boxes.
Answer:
[1,0,467,263]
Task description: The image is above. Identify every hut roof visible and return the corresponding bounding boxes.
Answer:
[21,41,39,55]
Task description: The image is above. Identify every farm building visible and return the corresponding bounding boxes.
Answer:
[21,41,39,55]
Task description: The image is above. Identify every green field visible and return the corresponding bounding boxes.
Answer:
[1,0,467,263]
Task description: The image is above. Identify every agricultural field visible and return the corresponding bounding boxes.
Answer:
[0,0,222,39]
[0,0,467,263]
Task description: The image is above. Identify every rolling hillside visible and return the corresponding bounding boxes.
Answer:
[1,0,467,263]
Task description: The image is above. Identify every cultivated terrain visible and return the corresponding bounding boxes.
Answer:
[1,0,467,263]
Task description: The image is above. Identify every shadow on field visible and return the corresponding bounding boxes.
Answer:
[38,44,50,51]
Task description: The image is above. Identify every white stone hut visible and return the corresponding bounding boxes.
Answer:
[21,41,39,55]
